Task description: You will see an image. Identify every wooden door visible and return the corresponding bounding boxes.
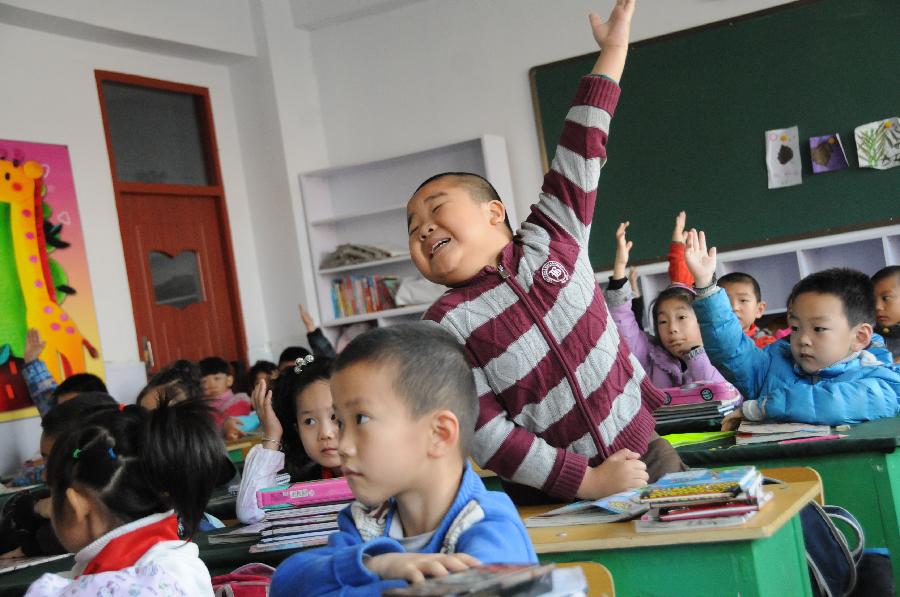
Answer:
[96,70,246,373]
[118,192,243,369]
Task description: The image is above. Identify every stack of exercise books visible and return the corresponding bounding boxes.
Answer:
[524,488,648,528]
[211,477,354,553]
[735,421,837,445]
[383,563,558,596]
[653,381,741,426]
[634,466,772,533]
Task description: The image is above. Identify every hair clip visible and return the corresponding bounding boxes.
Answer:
[72,448,82,460]
[107,447,117,460]
[294,355,315,374]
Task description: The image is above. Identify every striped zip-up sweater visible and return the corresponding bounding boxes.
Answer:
[424,75,663,501]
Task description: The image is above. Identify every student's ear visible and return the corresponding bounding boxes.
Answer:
[851,322,873,352]
[65,487,93,523]
[226,374,234,388]
[485,200,507,228]
[426,410,460,459]
[755,300,767,319]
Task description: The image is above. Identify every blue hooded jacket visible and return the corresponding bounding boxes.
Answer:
[693,287,900,425]
[270,463,536,597]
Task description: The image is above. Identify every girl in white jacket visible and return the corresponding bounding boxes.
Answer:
[26,396,224,596]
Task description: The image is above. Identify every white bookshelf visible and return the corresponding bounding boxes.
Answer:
[300,135,518,339]
[597,224,900,328]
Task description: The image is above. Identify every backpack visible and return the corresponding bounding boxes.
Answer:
[764,478,865,597]
[212,563,275,597]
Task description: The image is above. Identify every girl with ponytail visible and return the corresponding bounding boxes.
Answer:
[26,396,224,596]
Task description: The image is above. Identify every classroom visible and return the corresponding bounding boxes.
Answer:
[0,0,898,595]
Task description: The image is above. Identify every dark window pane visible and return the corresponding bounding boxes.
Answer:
[102,81,209,185]
[149,251,204,309]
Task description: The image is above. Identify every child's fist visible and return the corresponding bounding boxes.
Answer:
[589,0,635,49]
[577,448,648,499]
[684,228,717,288]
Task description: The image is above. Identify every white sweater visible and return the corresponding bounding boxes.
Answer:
[236,444,285,524]
[26,511,213,597]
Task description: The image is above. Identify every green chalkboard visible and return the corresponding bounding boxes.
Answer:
[529,0,899,271]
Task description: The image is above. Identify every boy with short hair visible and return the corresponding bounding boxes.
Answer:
[408,0,680,503]
[684,229,900,426]
[270,323,536,596]
[872,265,900,363]
[198,356,252,428]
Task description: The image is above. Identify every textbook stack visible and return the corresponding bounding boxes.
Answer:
[330,275,399,319]
[735,421,835,445]
[250,478,354,553]
[654,381,741,426]
[634,466,771,533]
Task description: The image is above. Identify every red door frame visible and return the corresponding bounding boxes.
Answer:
[94,70,248,368]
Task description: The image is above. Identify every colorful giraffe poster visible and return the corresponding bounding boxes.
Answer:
[0,140,103,422]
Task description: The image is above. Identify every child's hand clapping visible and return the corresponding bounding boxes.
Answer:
[252,379,283,449]
[684,229,717,288]
[613,221,633,279]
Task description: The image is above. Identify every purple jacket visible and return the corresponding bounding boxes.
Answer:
[604,285,727,389]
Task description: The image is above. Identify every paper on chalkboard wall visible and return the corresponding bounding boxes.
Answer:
[809,133,849,174]
[765,126,802,189]
[855,117,900,170]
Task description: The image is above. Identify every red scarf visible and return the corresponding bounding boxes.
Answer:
[80,514,180,576]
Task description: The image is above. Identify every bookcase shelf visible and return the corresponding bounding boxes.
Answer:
[300,135,518,340]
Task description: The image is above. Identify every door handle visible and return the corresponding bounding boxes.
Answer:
[142,336,155,373]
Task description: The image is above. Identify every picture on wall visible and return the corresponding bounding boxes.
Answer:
[765,126,802,189]
[809,134,849,174]
[855,117,900,170]
[0,140,103,422]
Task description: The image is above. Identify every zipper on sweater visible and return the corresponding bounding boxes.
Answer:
[496,264,610,459]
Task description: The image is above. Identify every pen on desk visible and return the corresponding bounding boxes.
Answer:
[778,434,845,445]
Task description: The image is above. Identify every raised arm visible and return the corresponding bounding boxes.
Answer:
[685,230,770,399]
[668,211,694,286]
[604,222,653,365]
[528,0,634,246]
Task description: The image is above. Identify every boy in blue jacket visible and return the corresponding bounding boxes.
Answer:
[270,323,536,597]
[683,229,900,427]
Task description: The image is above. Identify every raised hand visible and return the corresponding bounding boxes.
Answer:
[628,266,640,297]
[23,329,46,363]
[613,221,633,279]
[672,211,688,243]
[588,0,636,81]
[252,379,283,448]
[684,228,717,288]
[299,303,316,334]
[589,0,636,49]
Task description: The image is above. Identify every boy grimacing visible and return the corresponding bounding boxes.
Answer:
[270,324,536,596]
[409,0,684,503]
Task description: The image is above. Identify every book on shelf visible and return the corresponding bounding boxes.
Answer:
[735,421,832,445]
[524,488,648,527]
[331,275,399,319]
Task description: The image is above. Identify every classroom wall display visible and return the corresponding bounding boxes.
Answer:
[809,134,849,174]
[765,126,802,188]
[855,117,900,170]
[0,140,103,422]
[529,0,899,269]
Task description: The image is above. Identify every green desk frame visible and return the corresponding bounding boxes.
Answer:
[677,417,900,578]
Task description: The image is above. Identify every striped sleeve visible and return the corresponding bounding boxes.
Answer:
[471,367,589,501]
[529,75,620,247]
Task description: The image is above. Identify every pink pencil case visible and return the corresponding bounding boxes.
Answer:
[256,477,353,510]
[659,381,741,407]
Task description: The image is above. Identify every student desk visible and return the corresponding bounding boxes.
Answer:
[522,480,819,597]
[676,417,900,576]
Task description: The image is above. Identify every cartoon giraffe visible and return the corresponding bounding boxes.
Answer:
[0,157,98,382]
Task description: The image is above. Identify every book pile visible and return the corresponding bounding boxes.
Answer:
[210,477,354,553]
[634,466,771,533]
[524,488,648,527]
[383,564,557,596]
[736,421,836,445]
[654,381,741,426]
[330,275,399,319]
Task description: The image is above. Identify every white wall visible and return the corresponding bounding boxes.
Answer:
[308,0,795,223]
[0,6,277,473]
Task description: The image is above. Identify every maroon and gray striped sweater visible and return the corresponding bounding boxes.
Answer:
[424,75,664,500]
